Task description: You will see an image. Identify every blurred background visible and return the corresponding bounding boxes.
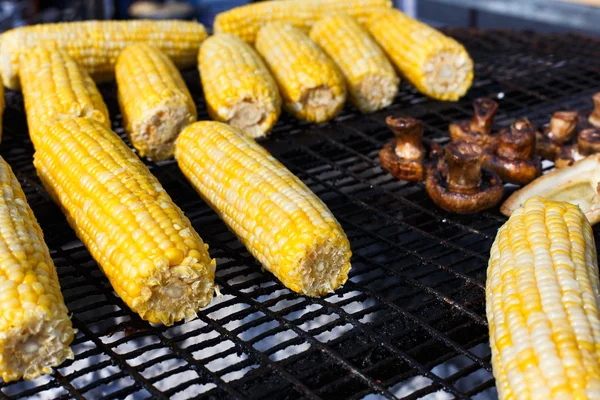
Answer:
[1,0,598,35]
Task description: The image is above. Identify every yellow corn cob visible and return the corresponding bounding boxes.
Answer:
[0,156,74,382]
[199,34,281,139]
[116,44,196,161]
[214,0,392,44]
[32,118,215,326]
[175,121,351,296]
[310,15,399,113]
[0,20,208,90]
[19,47,110,138]
[255,23,346,123]
[487,196,600,400]
[365,9,473,101]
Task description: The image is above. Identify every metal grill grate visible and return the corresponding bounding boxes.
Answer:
[1,29,599,400]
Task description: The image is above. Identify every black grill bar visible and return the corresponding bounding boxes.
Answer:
[0,29,598,399]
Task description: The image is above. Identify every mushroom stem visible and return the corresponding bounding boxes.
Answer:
[589,93,600,128]
[469,98,498,135]
[578,128,600,156]
[446,141,483,194]
[547,111,578,144]
[497,118,536,160]
[386,116,425,161]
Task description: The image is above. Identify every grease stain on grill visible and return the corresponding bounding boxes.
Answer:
[1,29,598,399]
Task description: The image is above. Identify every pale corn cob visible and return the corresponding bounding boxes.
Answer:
[487,196,600,400]
[365,9,473,101]
[199,34,281,139]
[19,47,109,138]
[255,23,346,123]
[0,20,207,90]
[214,0,392,44]
[116,44,196,161]
[32,118,215,325]
[310,15,399,113]
[175,121,351,296]
[0,156,74,382]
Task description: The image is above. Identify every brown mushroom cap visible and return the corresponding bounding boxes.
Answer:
[483,118,542,185]
[554,128,600,168]
[589,93,600,128]
[426,140,503,214]
[379,117,438,182]
[578,128,600,155]
[546,111,578,144]
[386,116,425,161]
[537,111,578,161]
[426,168,503,214]
[449,98,498,152]
[446,141,482,194]
[535,131,560,161]
[470,97,499,135]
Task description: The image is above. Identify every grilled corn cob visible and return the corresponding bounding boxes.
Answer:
[116,44,196,161]
[199,34,281,139]
[20,47,109,138]
[487,196,600,400]
[255,23,346,123]
[365,9,473,101]
[0,156,74,382]
[32,118,215,325]
[310,15,399,113]
[213,0,392,44]
[175,121,351,296]
[0,20,207,90]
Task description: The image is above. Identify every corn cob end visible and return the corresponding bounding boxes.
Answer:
[354,73,398,113]
[290,85,346,123]
[131,254,216,325]
[218,99,274,139]
[126,100,196,161]
[1,313,75,382]
[293,232,352,296]
[421,48,473,101]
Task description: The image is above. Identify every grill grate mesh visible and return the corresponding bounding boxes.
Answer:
[1,29,599,399]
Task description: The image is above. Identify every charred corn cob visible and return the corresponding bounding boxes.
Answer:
[365,9,473,101]
[0,156,74,382]
[214,0,392,44]
[310,15,399,113]
[32,118,215,326]
[20,47,109,138]
[0,20,207,90]
[255,23,346,123]
[175,121,351,296]
[488,196,600,400]
[199,34,281,139]
[116,44,196,161]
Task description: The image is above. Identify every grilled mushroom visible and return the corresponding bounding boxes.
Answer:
[449,98,499,152]
[536,111,578,160]
[589,93,600,128]
[555,128,600,168]
[379,116,441,182]
[482,118,542,185]
[426,140,503,214]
